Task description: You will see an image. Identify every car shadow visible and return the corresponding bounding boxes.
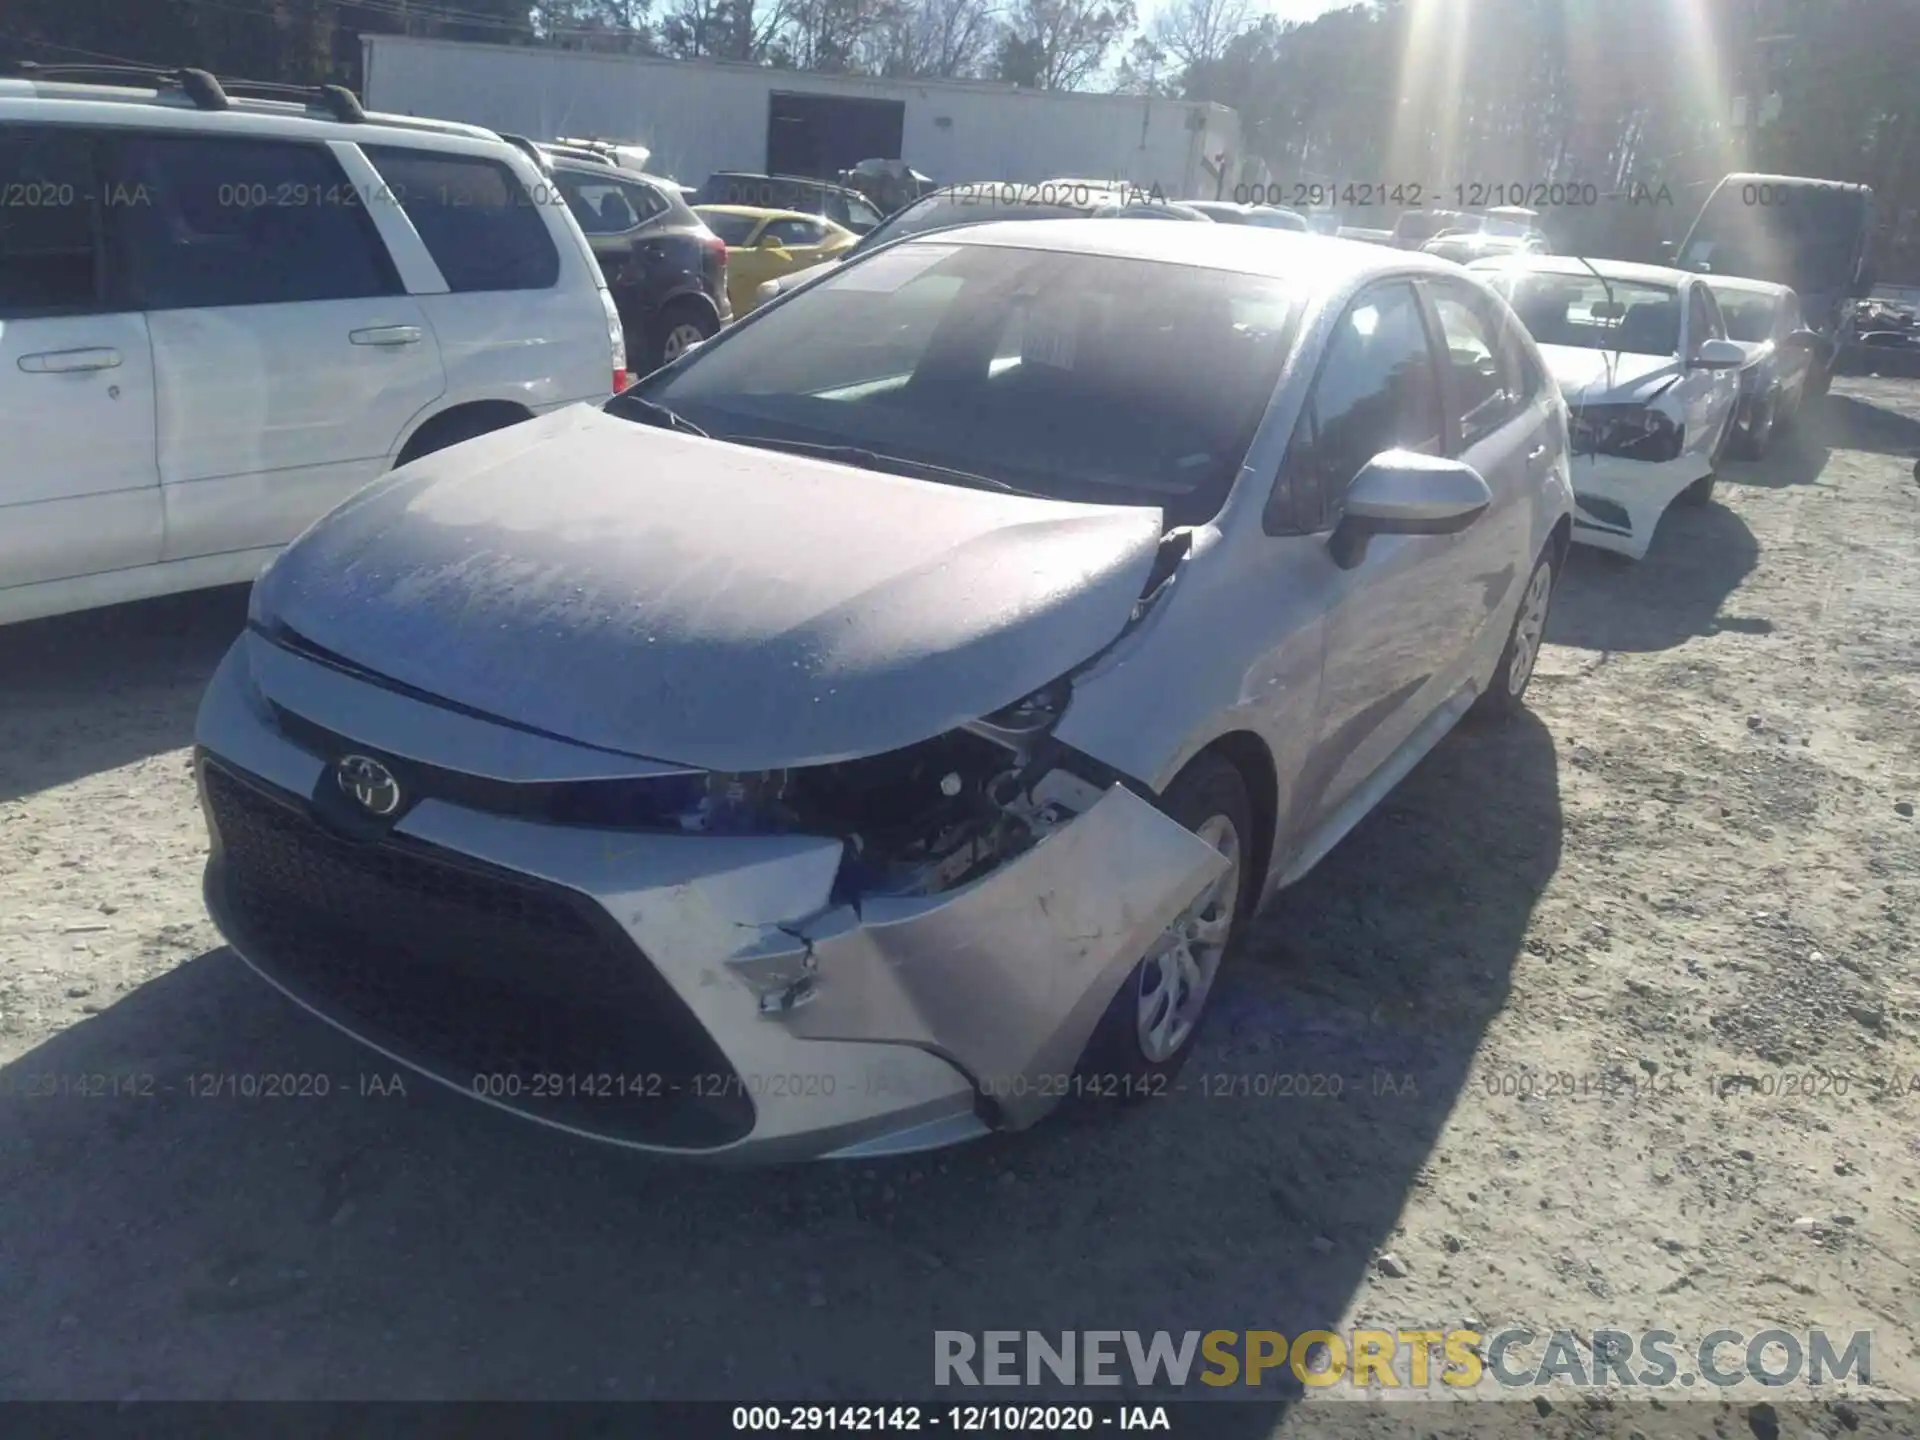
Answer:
[1547,500,1761,654]
[0,715,1562,1412]
[0,585,250,805]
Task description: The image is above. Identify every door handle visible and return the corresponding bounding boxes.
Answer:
[1527,443,1549,463]
[349,325,423,347]
[18,347,122,374]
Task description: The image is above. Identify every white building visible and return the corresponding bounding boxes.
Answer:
[360,35,1246,200]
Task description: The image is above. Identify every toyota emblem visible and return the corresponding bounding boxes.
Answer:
[335,754,402,817]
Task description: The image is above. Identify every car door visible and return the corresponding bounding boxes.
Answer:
[1283,280,1477,829]
[358,145,605,418]
[0,122,162,607]
[1685,282,1739,456]
[1420,277,1546,661]
[110,132,446,564]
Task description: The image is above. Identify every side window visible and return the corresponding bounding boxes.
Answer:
[847,196,883,231]
[362,147,560,293]
[823,194,850,225]
[1427,284,1523,451]
[1274,281,1443,532]
[559,175,665,235]
[765,217,826,247]
[1779,294,1801,339]
[0,125,102,316]
[111,134,400,311]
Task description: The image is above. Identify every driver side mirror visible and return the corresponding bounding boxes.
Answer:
[1328,451,1492,570]
[1783,327,1823,350]
[758,234,789,251]
[1690,338,1747,370]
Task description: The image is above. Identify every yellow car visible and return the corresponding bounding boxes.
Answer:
[694,205,858,318]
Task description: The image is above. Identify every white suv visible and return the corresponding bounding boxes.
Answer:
[0,66,626,627]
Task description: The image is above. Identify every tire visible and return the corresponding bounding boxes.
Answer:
[1805,362,1833,402]
[1470,548,1556,721]
[1076,753,1253,1090]
[647,300,718,371]
[1729,389,1776,460]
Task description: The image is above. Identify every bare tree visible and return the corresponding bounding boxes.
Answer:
[1112,34,1172,95]
[1151,0,1250,73]
[859,0,998,77]
[994,0,1135,90]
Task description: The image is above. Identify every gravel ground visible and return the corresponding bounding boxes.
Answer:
[2,380,1917,1427]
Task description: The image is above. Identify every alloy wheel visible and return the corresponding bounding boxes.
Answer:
[662,322,709,361]
[1136,814,1242,1063]
[1507,561,1553,698]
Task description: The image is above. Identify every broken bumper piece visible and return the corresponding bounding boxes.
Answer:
[192,640,1228,1162]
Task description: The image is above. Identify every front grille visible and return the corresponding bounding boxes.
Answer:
[201,757,754,1149]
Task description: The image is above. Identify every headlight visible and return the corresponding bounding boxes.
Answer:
[1569,404,1683,462]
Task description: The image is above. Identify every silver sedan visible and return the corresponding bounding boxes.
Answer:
[194,221,1575,1162]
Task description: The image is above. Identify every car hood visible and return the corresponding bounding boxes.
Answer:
[1536,344,1685,407]
[251,405,1164,772]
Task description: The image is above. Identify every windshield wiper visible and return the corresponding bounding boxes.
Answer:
[605,391,710,438]
[724,435,1041,497]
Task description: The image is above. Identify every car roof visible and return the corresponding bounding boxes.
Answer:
[0,73,508,151]
[695,204,834,225]
[1701,274,1793,298]
[550,157,681,189]
[1468,254,1693,286]
[710,170,861,193]
[929,218,1469,282]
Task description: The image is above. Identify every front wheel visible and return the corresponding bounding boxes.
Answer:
[1077,754,1253,1089]
[1471,550,1555,721]
[1729,389,1777,460]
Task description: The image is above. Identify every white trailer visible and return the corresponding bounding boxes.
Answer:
[360,35,1244,200]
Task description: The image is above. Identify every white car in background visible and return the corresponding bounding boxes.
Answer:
[1470,255,1745,558]
[0,66,623,627]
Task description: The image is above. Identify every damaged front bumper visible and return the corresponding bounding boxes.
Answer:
[1568,449,1712,560]
[192,636,1227,1162]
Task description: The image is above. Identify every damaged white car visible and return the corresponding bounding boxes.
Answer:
[1470,255,1746,558]
[195,222,1574,1161]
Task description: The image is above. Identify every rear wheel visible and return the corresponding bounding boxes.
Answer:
[649,300,717,370]
[1471,550,1555,721]
[1077,754,1252,1089]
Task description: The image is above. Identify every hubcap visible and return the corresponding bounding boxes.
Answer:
[1507,561,1553,697]
[1136,814,1241,1063]
[663,323,708,360]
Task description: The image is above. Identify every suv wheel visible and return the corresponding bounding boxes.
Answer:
[653,302,717,369]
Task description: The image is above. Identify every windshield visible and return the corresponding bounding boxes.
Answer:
[697,211,762,246]
[1711,290,1779,343]
[631,240,1299,526]
[1488,272,1682,356]
[849,196,1098,257]
[1246,207,1307,230]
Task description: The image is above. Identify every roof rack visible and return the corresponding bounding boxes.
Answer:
[498,133,555,174]
[11,61,365,123]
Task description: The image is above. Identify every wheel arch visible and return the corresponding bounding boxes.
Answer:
[1177,730,1279,920]
[393,399,537,468]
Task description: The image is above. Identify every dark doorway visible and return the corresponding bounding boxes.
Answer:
[766,92,905,178]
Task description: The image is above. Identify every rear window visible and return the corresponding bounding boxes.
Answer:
[362,147,561,292]
[697,211,762,246]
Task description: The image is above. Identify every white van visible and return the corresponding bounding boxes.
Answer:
[0,66,626,626]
